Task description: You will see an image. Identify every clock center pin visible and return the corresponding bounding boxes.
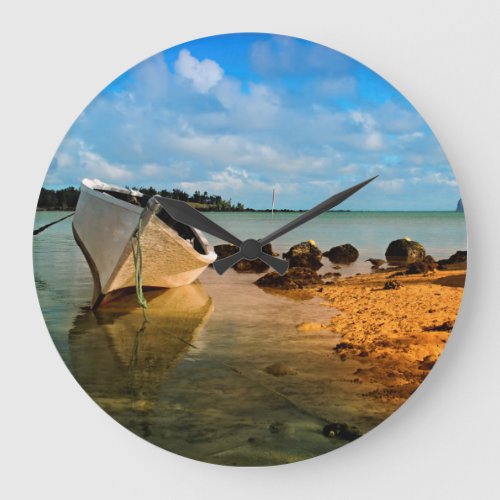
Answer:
[241,239,262,260]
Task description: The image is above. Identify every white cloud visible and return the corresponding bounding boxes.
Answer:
[376,178,405,193]
[399,131,424,142]
[340,163,359,174]
[78,149,133,181]
[179,165,270,193]
[174,49,223,94]
[427,172,457,187]
[350,111,384,150]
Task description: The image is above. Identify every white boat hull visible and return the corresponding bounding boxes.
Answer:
[73,179,216,307]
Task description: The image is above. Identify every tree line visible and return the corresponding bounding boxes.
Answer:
[37,186,245,211]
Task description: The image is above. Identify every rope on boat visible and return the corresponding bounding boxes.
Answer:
[33,212,74,235]
[131,208,149,321]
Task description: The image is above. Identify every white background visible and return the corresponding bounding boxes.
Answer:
[1,1,499,498]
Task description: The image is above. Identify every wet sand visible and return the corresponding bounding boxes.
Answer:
[315,268,465,402]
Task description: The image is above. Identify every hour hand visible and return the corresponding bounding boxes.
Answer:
[213,246,289,275]
[154,196,242,246]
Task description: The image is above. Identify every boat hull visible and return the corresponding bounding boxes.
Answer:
[73,179,216,307]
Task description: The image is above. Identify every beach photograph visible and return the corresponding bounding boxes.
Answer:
[33,33,467,466]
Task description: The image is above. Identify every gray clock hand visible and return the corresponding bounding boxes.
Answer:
[214,248,289,275]
[213,176,377,276]
[155,196,289,274]
[154,196,243,246]
[259,176,378,246]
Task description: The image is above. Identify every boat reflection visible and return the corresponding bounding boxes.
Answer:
[68,283,213,412]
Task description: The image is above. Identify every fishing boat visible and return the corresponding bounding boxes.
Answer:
[72,178,217,307]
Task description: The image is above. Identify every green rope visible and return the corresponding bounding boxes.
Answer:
[131,209,148,321]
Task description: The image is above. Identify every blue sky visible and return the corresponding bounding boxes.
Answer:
[46,33,460,210]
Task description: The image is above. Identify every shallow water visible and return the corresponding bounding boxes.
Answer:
[33,211,466,465]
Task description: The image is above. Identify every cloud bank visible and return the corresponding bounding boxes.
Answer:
[45,34,460,210]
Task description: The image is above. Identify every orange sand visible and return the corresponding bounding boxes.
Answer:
[318,269,466,402]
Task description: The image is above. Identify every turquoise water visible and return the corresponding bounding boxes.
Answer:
[204,211,467,260]
[32,210,466,465]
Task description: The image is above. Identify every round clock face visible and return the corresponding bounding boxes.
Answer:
[33,33,467,466]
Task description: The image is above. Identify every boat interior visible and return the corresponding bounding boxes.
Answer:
[94,187,208,255]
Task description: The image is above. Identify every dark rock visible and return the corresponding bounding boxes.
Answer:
[322,422,362,441]
[283,241,323,270]
[418,355,437,371]
[255,267,323,289]
[406,256,437,275]
[324,243,359,263]
[214,243,276,273]
[384,280,403,290]
[438,250,467,269]
[385,238,426,265]
[456,198,464,213]
[334,342,354,352]
[423,320,454,332]
[214,243,238,259]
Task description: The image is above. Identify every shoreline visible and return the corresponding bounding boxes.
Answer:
[308,267,465,403]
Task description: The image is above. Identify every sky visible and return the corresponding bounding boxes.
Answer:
[45,33,461,210]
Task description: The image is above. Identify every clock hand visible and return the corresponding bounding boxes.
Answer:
[155,196,289,274]
[212,176,377,276]
[214,248,289,275]
[154,196,243,246]
[259,176,378,246]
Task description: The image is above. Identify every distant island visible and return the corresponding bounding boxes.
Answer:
[456,198,464,212]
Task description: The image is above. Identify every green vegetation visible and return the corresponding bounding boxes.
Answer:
[36,186,245,211]
[37,187,80,210]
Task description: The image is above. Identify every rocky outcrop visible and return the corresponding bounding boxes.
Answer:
[214,243,275,273]
[282,241,323,270]
[255,267,323,289]
[406,255,438,274]
[437,250,467,270]
[324,243,359,264]
[456,199,464,212]
[385,238,426,265]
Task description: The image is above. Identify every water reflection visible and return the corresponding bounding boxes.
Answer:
[69,283,213,412]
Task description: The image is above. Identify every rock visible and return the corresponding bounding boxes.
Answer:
[214,243,276,273]
[323,272,341,279]
[255,267,323,289]
[283,241,323,270]
[418,355,437,371]
[385,238,426,265]
[406,256,437,274]
[365,258,386,268]
[214,243,238,259]
[438,250,467,269]
[456,198,464,212]
[384,280,403,290]
[334,342,354,352]
[322,422,362,441]
[324,243,359,263]
[297,322,325,332]
[423,320,454,332]
[264,362,296,377]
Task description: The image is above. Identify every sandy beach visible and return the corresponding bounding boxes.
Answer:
[308,268,465,404]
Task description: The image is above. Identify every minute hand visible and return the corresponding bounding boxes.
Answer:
[259,176,378,246]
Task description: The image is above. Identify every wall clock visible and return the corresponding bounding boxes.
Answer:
[33,32,467,466]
